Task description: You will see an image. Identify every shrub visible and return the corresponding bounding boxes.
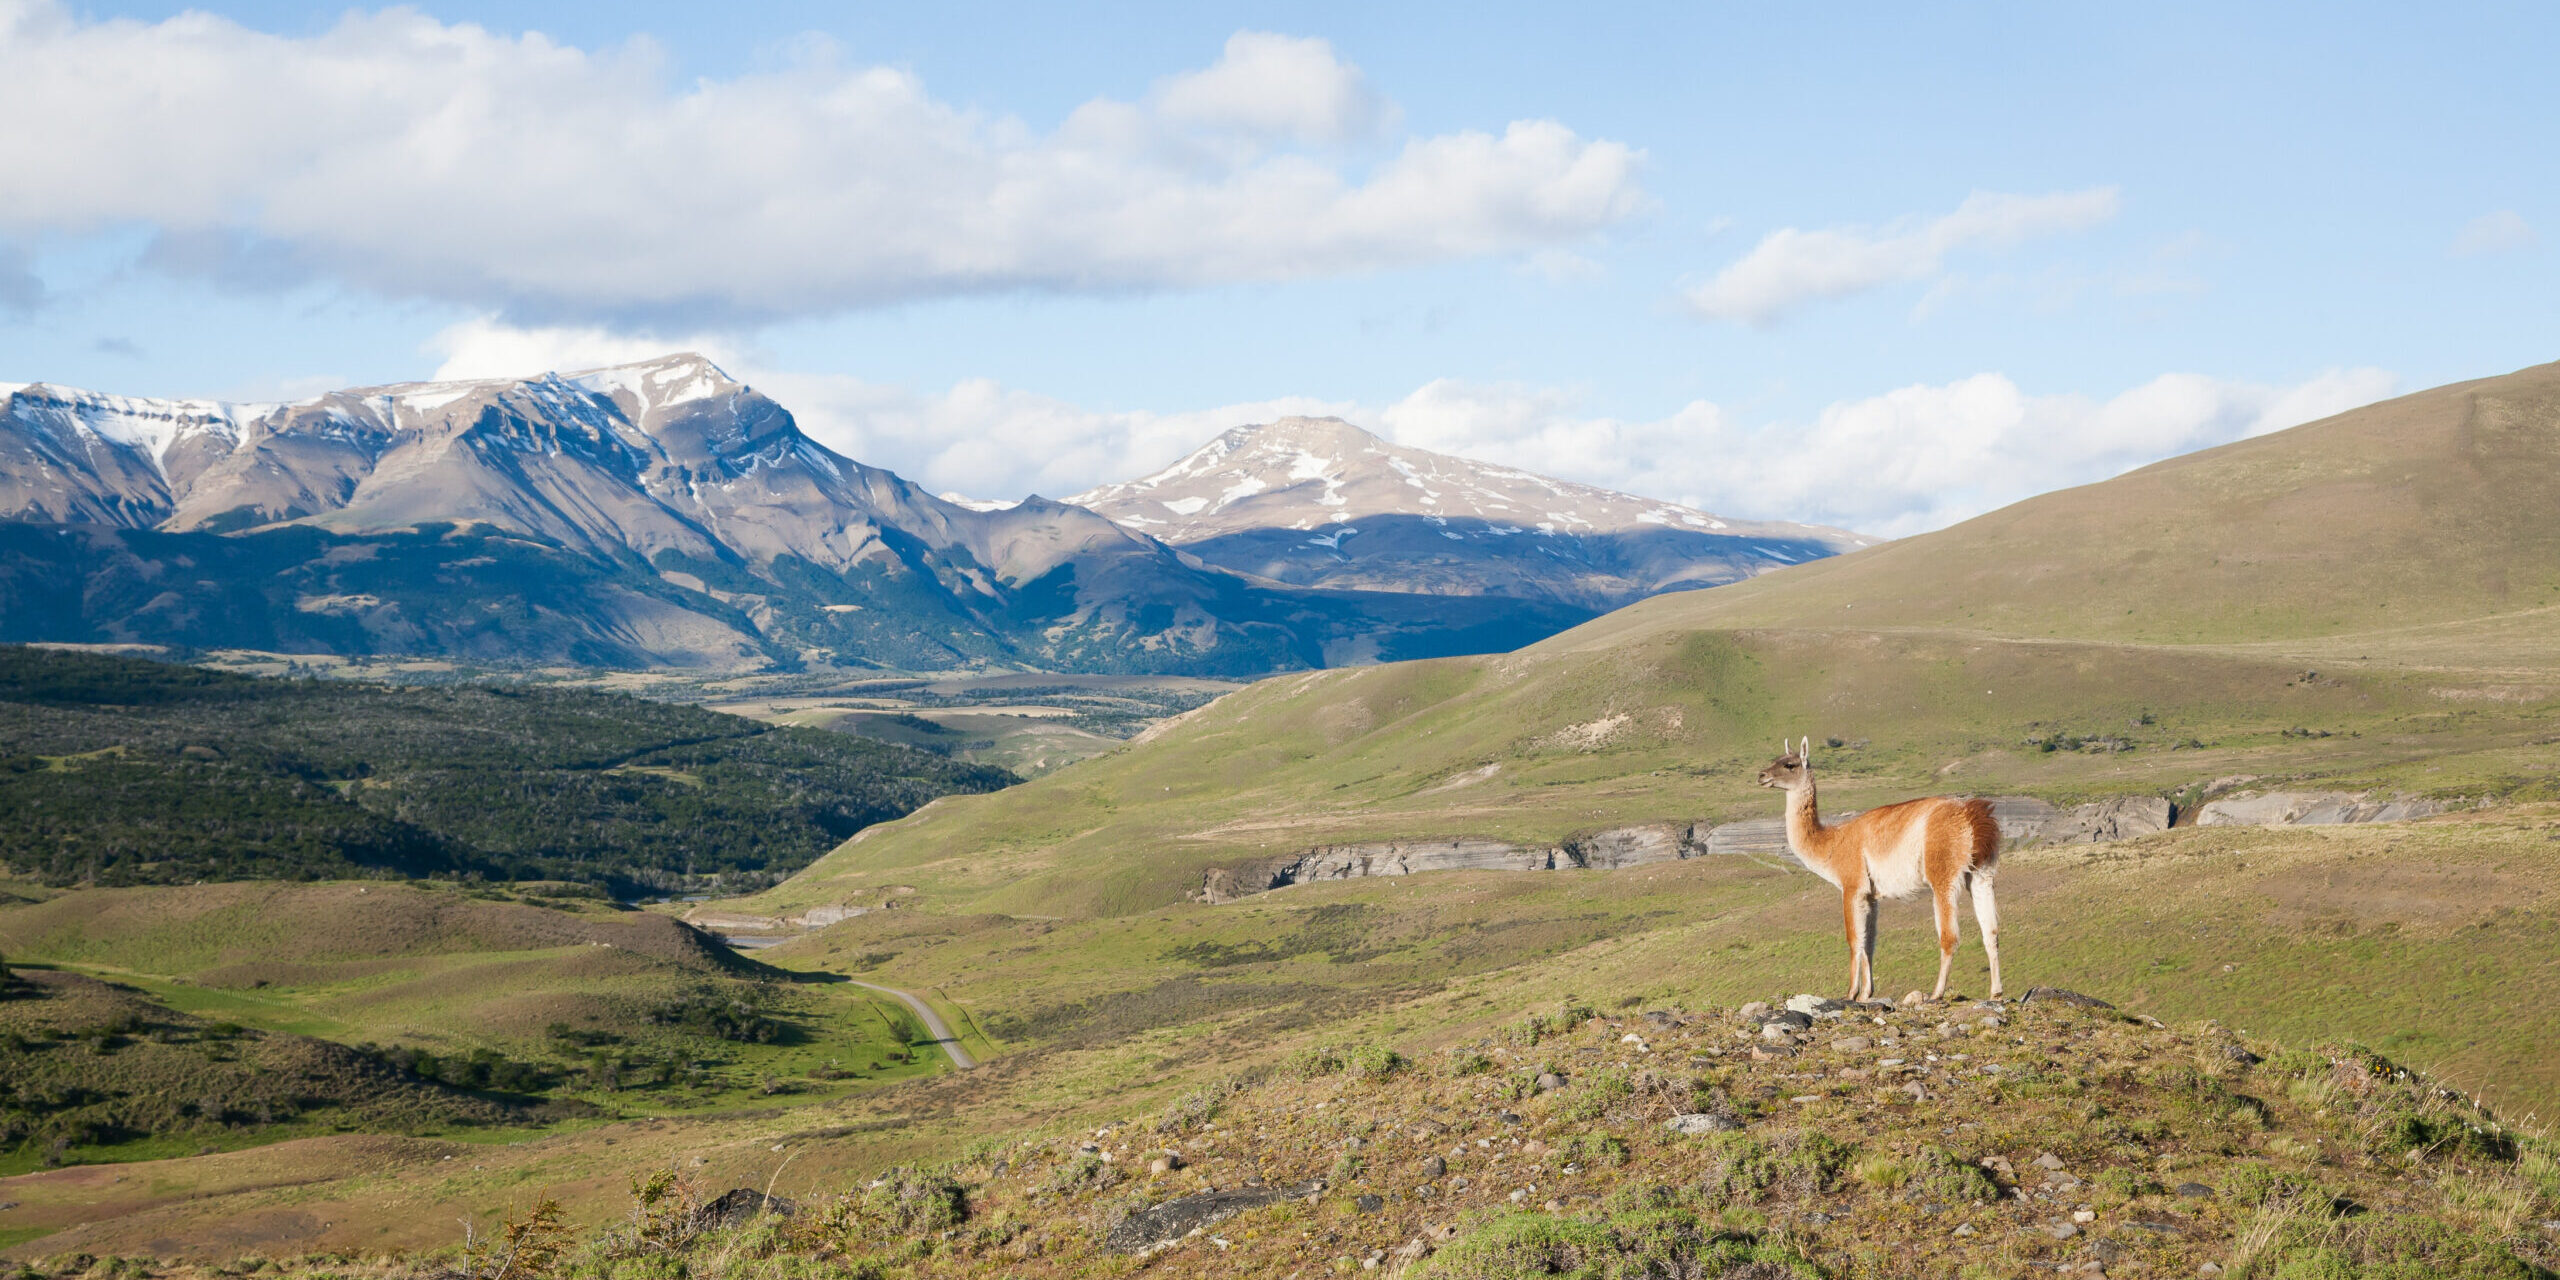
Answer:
[1157,1084,1227,1133]
[1034,1153,1118,1196]
[1559,1134,1631,1169]
[845,1170,968,1238]
[1286,1046,1345,1078]
[1414,1209,1817,1280]
[1442,1049,1495,1077]
[1346,1046,1408,1082]
[1551,1071,1633,1124]
[1851,1154,1910,1192]
[2093,1166,2165,1204]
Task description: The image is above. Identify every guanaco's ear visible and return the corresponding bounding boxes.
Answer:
[1799,736,1811,760]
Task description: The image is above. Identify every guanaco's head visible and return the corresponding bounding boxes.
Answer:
[1756,737,1813,791]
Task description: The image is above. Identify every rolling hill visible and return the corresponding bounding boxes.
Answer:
[733,359,2560,923]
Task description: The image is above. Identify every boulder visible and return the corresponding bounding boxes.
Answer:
[1568,823,1687,869]
[1105,1180,1323,1253]
[700,1188,797,1228]
[1987,796,2061,844]
[2041,796,2174,844]
[2196,791,2447,828]
[1701,818,1793,859]
[1664,1113,1743,1135]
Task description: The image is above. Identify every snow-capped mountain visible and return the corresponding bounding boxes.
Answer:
[0,359,1588,673]
[1068,417,1870,610]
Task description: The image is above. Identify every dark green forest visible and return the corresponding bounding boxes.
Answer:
[0,647,1016,893]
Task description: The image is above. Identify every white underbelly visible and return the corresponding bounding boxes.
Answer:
[1864,821,1931,899]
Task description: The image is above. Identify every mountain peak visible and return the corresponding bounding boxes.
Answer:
[560,352,742,416]
[1065,414,1870,610]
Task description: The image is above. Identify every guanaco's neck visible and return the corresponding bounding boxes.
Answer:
[1784,778,1827,855]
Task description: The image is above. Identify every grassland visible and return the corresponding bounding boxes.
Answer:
[0,881,963,1180]
[10,364,2560,1266]
[6,809,2558,1263]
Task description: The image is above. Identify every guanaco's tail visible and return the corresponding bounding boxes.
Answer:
[1957,797,2002,876]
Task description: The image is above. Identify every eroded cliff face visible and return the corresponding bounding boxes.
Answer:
[1192,789,2456,903]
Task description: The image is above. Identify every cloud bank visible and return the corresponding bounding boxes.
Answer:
[1687,188,2120,324]
[0,6,1644,322]
[429,318,2391,539]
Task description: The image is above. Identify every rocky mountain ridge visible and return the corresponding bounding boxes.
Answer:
[0,358,1592,674]
[1069,415,1868,610]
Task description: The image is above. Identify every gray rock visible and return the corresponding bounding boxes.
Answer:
[2177,1182,2215,1199]
[2047,1221,2081,1241]
[2021,987,2115,1009]
[1105,1180,1323,1253]
[2197,790,2447,828]
[1664,1113,1743,1135]
[1737,1001,1771,1019]
[1831,1036,1873,1053]
[1355,1194,1385,1214]
[2042,796,2173,845]
[1568,823,1688,869]
[2034,1152,2067,1171]
[1420,1156,1446,1177]
[1700,817,1786,858]
[1785,993,1842,1015]
[1535,1072,1564,1092]
[1987,795,2061,843]
[701,1189,797,1228]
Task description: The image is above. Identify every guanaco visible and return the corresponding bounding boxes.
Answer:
[1756,738,2003,1002]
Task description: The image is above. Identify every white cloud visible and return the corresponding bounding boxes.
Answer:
[0,6,1642,322]
[2452,209,2536,257]
[1378,367,2393,536]
[1685,188,2120,325]
[1153,31,1390,143]
[430,318,2394,540]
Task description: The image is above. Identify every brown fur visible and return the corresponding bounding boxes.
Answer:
[1757,740,2004,1001]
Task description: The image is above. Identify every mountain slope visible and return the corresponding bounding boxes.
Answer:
[1069,416,1869,610]
[0,360,1591,675]
[1562,359,2560,649]
[732,360,2560,922]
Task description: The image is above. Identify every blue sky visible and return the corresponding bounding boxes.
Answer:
[2,2,2551,534]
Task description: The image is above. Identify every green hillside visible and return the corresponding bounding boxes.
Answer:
[1571,358,2560,647]
[0,646,1015,895]
[735,360,2560,924]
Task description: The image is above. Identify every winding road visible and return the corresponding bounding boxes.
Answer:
[848,979,979,1070]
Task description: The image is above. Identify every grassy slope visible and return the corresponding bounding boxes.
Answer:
[13,364,2560,1262]
[1578,358,2560,645]
[723,361,2560,925]
[0,883,954,1171]
[9,810,2559,1262]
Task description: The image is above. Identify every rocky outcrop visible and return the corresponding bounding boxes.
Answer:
[1565,823,1687,869]
[2196,791,2450,827]
[1198,783,2469,903]
[1106,1180,1324,1254]
[2034,796,2174,845]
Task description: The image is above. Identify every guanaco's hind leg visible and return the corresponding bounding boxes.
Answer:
[1857,892,1881,1001]
[1971,873,2004,998]
[1840,886,1865,1001]
[1928,876,1962,1000]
